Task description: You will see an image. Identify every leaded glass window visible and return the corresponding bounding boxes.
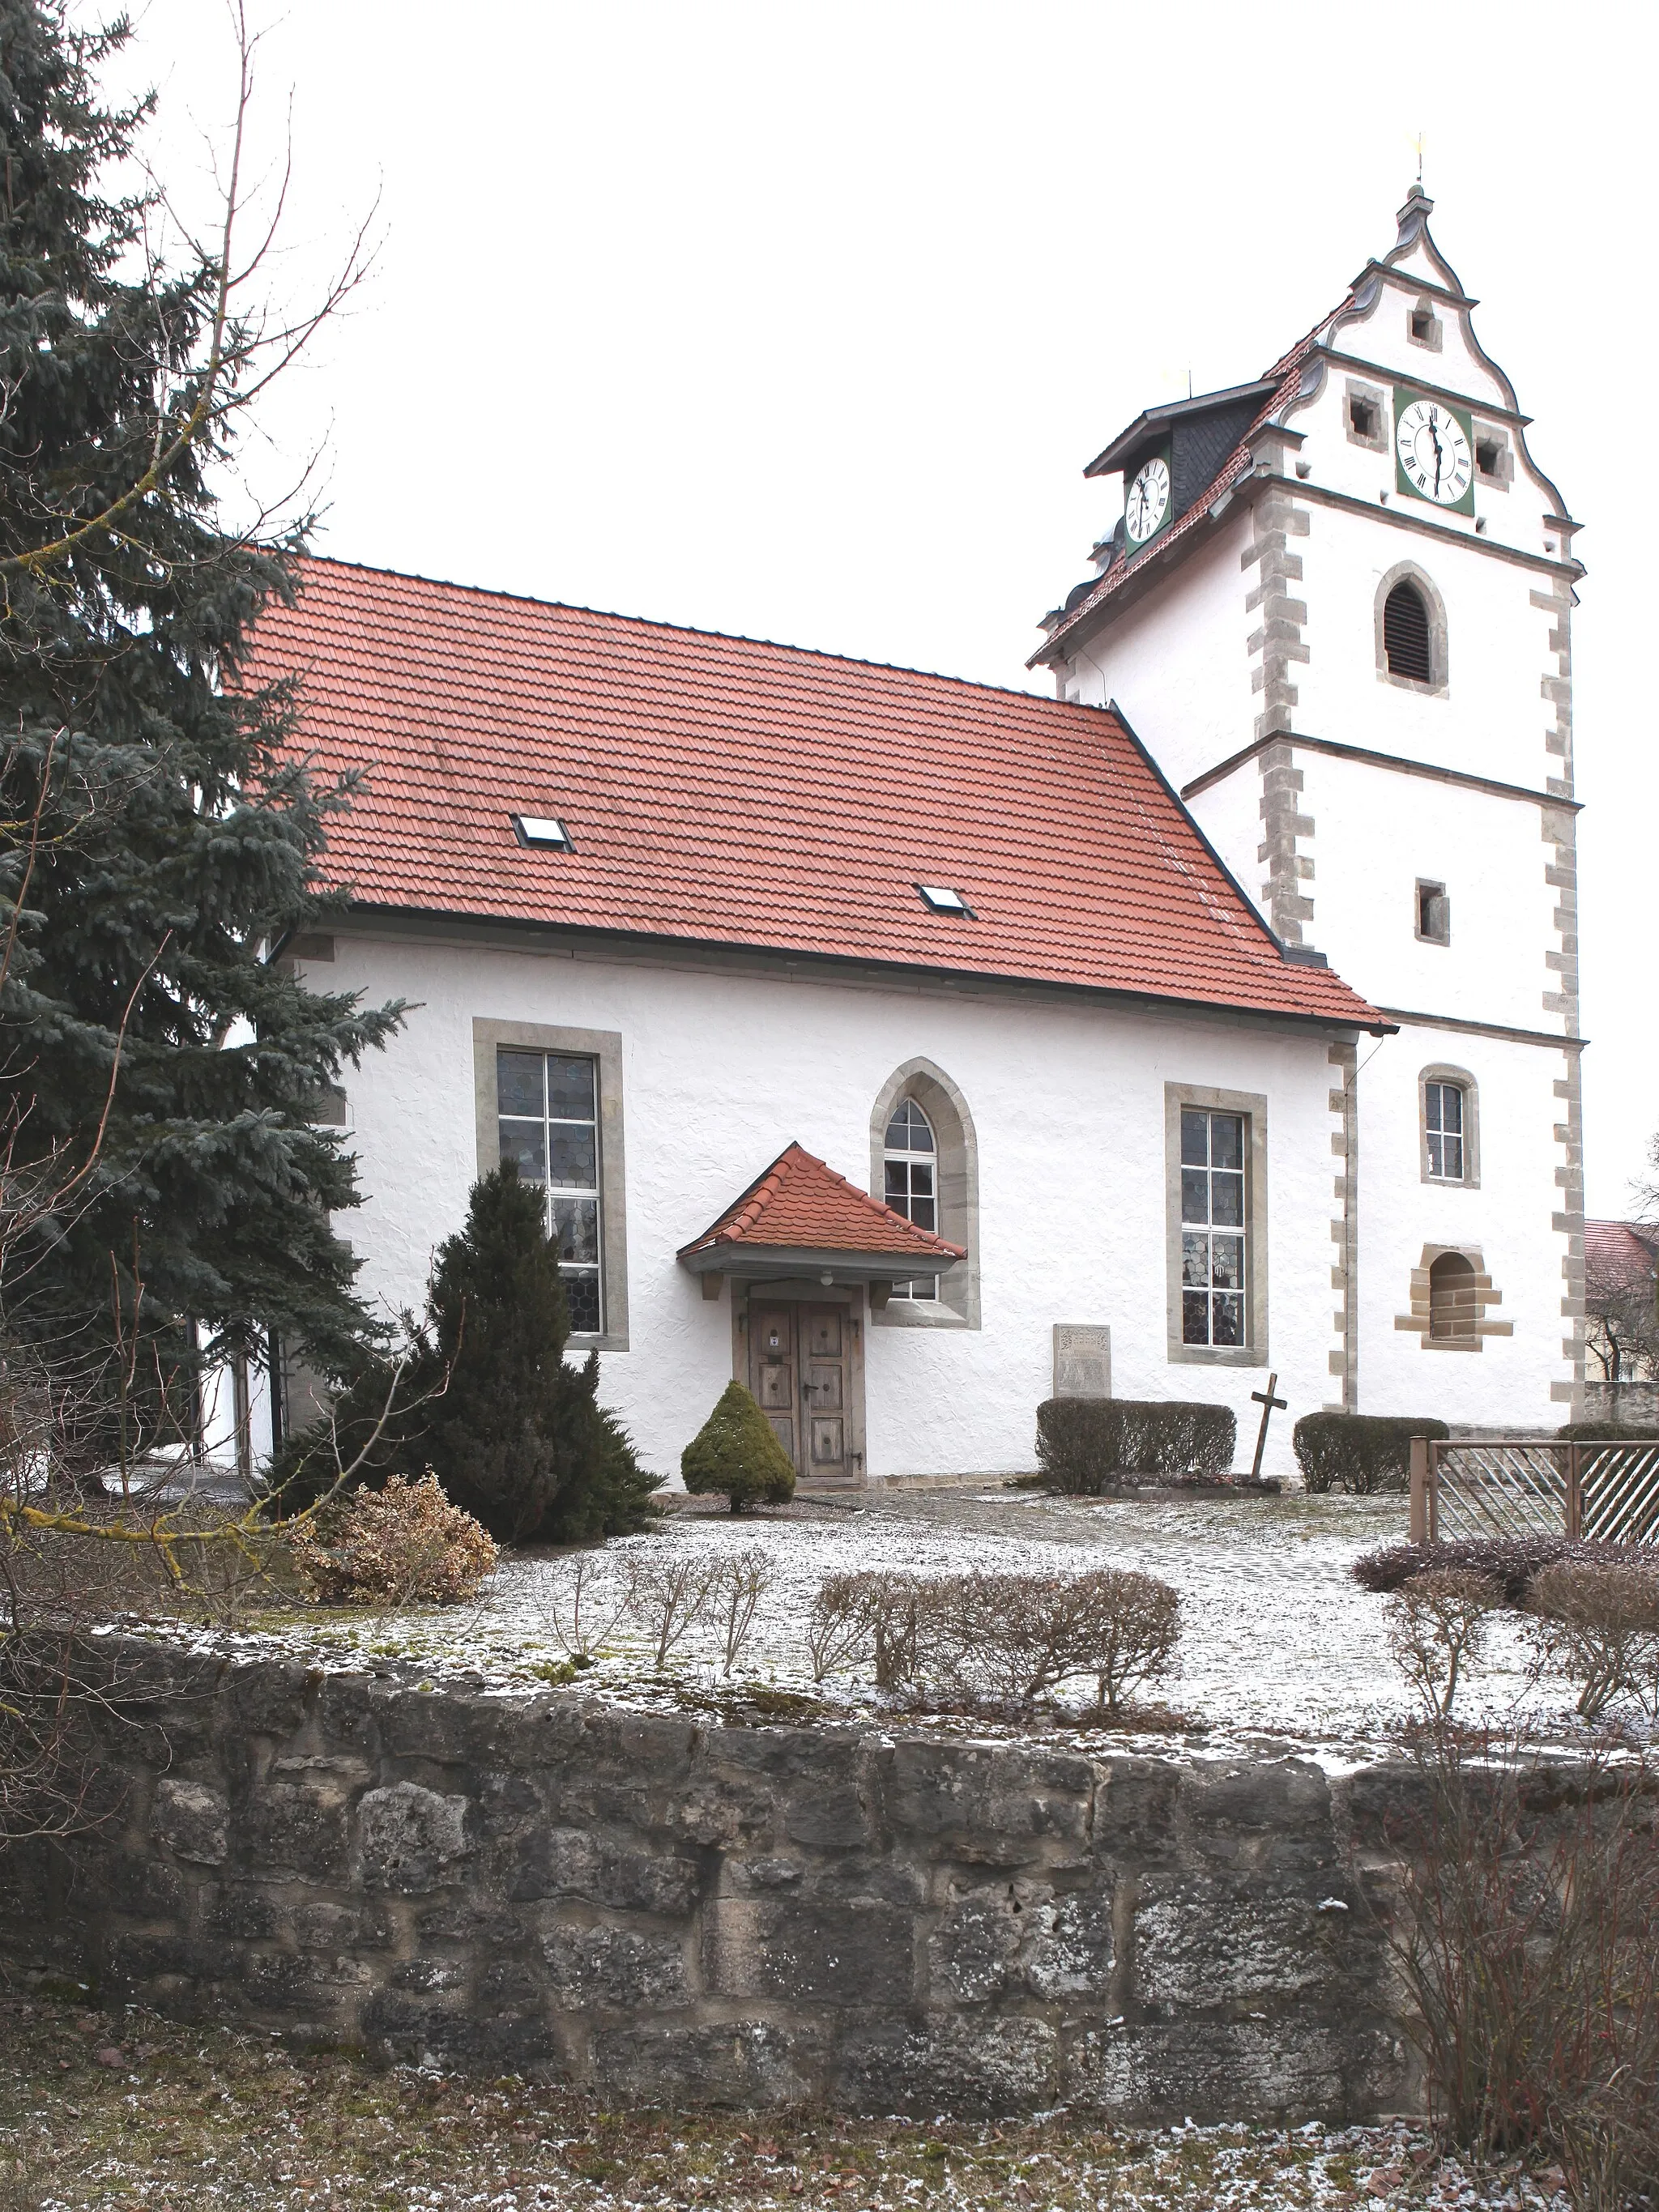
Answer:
[884,1097,938,1301]
[1425,1081,1465,1182]
[496,1047,603,1332]
[1180,1107,1246,1347]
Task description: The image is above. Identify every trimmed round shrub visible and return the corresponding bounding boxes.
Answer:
[1035,1397,1235,1494]
[289,1473,498,1605]
[1293,1410,1449,1495]
[681,1381,797,1513]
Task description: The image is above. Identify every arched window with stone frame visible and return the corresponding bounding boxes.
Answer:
[868,1059,980,1328]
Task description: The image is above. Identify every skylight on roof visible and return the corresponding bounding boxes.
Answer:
[917,884,974,917]
[512,813,574,850]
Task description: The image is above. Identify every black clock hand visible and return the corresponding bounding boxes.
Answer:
[1427,413,1444,494]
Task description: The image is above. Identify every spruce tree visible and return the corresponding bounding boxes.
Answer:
[0,2,401,1392]
[277,1165,661,1545]
[681,1381,797,1512]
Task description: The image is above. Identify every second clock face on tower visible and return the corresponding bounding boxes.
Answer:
[1394,396,1473,508]
[1124,454,1171,546]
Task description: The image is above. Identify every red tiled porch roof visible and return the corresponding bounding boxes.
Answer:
[241,557,1384,1034]
[679,1144,966,1264]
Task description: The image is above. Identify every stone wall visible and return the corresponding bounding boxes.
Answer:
[0,1642,1417,2119]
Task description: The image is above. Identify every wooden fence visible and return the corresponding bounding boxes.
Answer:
[1409,1435,1659,1547]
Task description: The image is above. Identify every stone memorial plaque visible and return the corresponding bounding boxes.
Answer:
[1053,1323,1111,1400]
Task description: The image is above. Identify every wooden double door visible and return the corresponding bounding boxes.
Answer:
[748,1299,853,1480]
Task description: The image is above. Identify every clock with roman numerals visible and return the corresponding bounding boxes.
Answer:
[1394,393,1474,512]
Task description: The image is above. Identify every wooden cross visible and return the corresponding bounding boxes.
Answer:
[1248,1371,1287,1484]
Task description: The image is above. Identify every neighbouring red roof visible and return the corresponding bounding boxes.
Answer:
[1585,1221,1659,1302]
[679,1143,966,1262]
[242,556,1381,1030]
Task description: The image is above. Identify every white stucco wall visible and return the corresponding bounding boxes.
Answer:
[1354,1022,1572,1428]
[1060,516,1255,794]
[309,930,1372,1484]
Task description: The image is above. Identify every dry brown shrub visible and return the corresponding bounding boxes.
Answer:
[1384,1569,1503,1718]
[710,1546,774,1676]
[1525,1561,1659,1721]
[930,1566,1181,1711]
[623,1550,720,1670]
[1386,1735,1659,2212]
[288,1474,497,1605]
[805,1572,872,1682]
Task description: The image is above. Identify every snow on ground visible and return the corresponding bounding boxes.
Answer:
[148,1486,1574,1765]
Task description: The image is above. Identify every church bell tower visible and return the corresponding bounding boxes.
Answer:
[1034,187,1585,1427]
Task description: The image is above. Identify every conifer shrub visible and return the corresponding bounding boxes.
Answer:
[1034,1397,1235,1494]
[288,1474,497,1605]
[680,1381,796,1513]
[1293,1410,1449,1494]
[271,1165,662,1545]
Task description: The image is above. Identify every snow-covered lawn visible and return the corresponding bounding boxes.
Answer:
[169,1485,1568,1765]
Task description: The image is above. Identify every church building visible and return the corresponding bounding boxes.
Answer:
[241,187,1585,1482]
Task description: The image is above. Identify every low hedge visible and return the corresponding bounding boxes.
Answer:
[1351,1536,1648,1606]
[1555,1421,1659,1443]
[1293,1410,1449,1495]
[1035,1397,1235,1495]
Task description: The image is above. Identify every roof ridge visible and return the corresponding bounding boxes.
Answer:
[293,552,1084,713]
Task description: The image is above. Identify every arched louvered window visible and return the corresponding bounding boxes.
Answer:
[1384,580,1433,683]
[1428,1251,1477,1343]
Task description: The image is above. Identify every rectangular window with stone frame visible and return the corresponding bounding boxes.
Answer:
[1164,1083,1269,1368]
[472,1017,630,1349]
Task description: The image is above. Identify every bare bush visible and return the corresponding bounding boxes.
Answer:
[288,1475,497,1606]
[928,1566,1181,1711]
[805,1573,874,1683]
[625,1551,719,1671]
[1073,1568,1183,1715]
[1525,1562,1659,1722]
[709,1546,774,1676]
[527,1549,631,1664]
[1385,1569,1503,1718]
[1384,1734,1659,2210]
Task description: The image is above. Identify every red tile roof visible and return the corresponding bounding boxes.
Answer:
[1034,302,1352,663]
[244,556,1381,1031]
[1585,1221,1659,1302]
[679,1143,966,1263]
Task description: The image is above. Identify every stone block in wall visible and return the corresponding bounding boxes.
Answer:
[1177,1761,1337,1873]
[291,1899,398,1952]
[153,1779,229,1865]
[508,1826,699,1917]
[238,1781,352,1881]
[1065,2018,1395,2123]
[356,1783,471,1892]
[591,2017,815,2109]
[930,1880,1115,2005]
[1132,1876,1338,2008]
[196,1884,283,1943]
[703,1895,915,2006]
[1093,1758,1180,1856]
[103,1850,188,1920]
[881,1743,1093,1865]
[224,1660,312,1741]
[834,2016,1059,2116]
[543,1922,692,2011]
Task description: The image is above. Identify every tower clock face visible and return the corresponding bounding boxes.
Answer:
[1125,454,1171,544]
[1395,398,1473,506]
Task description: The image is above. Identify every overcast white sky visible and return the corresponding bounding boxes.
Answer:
[112,0,1657,1214]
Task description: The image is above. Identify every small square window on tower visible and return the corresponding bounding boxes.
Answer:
[1416,880,1451,945]
[1473,429,1510,487]
[1409,302,1443,351]
[1349,395,1378,440]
